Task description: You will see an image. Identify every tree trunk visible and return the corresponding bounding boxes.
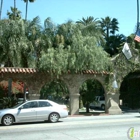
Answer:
[8,79,12,97]
[25,0,28,20]
[14,0,16,20]
[23,83,27,101]
[79,96,83,108]
[86,103,90,113]
[0,0,3,20]
[106,27,109,39]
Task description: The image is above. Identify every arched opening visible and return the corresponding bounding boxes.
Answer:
[79,79,105,113]
[120,71,140,110]
[40,79,69,105]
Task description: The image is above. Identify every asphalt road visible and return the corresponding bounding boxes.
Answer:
[0,112,140,140]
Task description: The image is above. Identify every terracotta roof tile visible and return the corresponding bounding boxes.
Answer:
[12,68,16,73]
[83,70,112,75]
[0,67,111,75]
[26,68,29,73]
[15,68,19,73]
[0,67,37,74]
[23,69,25,72]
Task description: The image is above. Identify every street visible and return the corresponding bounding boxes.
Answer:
[0,112,140,140]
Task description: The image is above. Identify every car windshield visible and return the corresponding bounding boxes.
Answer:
[11,102,25,109]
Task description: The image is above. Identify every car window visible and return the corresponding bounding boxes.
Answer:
[22,101,38,109]
[38,101,52,107]
[100,96,105,101]
[95,96,98,101]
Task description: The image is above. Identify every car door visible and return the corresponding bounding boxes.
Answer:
[99,96,105,106]
[36,101,53,120]
[16,101,37,122]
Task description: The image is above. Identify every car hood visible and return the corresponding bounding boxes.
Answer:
[0,108,16,113]
[0,108,10,111]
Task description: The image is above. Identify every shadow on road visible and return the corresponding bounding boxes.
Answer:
[78,106,140,116]
[76,107,107,116]
[121,107,139,114]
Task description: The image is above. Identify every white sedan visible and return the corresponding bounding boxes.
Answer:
[0,99,68,126]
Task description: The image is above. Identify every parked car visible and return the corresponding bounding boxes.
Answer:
[0,99,68,126]
[89,96,105,110]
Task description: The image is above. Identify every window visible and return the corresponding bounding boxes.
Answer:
[22,101,38,109]
[95,96,99,101]
[100,96,105,101]
[38,101,52,107]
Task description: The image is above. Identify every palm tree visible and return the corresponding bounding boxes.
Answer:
[7,7,21,20]
[0,0,3,20]
[76,16,98,26]
[23,0,36,21]
[105,34,126,56]
[100,16,119,39]
[110,18,119,35]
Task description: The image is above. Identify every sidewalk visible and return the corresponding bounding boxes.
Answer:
[68,107,140,117]
[69,108,109,117]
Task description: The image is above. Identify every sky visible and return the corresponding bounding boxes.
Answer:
[1,0,138,36]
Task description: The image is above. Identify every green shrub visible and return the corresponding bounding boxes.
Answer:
[2,97,18,108]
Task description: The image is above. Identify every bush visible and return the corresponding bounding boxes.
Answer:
[2,97,18,109]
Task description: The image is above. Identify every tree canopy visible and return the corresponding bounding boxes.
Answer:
[1,7,139,76]
[0,11,113,75]
[39,20,112,75]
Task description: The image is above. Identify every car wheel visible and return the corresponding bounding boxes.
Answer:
[2,115,14,126]
[101,104,105,110]
[49,113,59,123]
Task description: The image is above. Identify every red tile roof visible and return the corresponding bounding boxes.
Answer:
[0,67,111,75]
[0,67,37,74]
[82,70,110,75]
